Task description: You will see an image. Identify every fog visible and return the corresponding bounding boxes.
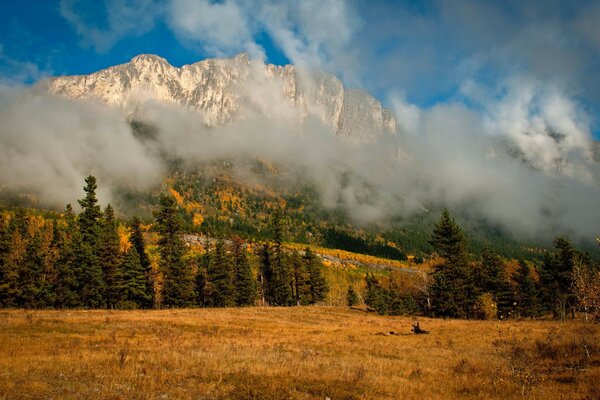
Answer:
[0,66,599,244]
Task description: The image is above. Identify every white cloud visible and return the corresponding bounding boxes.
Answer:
[60,0,162,53]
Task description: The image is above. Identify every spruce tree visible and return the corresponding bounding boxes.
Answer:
[304,248,328,304]
[347,285,359,307]
[365,273,387,315]
[429,209,476,318]
[130,217,154,308]
[233,239,256,306]
[77,176,104,308]
[155,193,195,308]
[53,205,82,308]
[207,240,236,307]
[0,212,20,307]
[118,247,151,309]
[290,250,310,305]
[98,204,121,308]
[258,244,272,305]
[513,260,538,318]
[539,237,576,319]
[269,214,293,306]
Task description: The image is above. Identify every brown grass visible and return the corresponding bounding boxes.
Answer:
[0,308,599,399]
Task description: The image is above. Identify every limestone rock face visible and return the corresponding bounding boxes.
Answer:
[42,53,397,142]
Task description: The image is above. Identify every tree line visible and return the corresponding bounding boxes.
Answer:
[362,209,600,321]
[0,176,328,309]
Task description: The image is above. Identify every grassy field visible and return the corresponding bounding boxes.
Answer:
[0,308,598,399]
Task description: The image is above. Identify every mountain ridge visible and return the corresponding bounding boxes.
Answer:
[41,53,397,143]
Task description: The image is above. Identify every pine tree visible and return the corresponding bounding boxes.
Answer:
[513,260,538,318]
[428,209,476,318]
[0,212,20,307]
[118,247,151,309]
[347,285,359,307]
[258,244,272,305]
[233,239,256,306]
[207,240,236,307]
[365,273,387,315]
[269,214,293,306]
[539,237,576,320]
[53,204,82,308]
[77,176,104,308]
[98,204,121,308]
[290,250,310,305]
[20,229,44,308]
[130,217,154,308]
[304,248,328,304]
[155,193,195,308]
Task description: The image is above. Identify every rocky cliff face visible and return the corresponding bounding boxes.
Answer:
[42,53,396,142]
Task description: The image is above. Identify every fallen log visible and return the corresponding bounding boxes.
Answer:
[411,322,429,334]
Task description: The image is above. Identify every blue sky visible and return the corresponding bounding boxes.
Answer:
[1,0,600,139]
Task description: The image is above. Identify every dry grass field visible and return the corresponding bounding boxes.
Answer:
[0,307,599,400]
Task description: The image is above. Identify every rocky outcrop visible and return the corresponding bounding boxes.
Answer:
[42,53,397,142]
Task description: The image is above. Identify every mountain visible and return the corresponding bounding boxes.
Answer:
[42,53,397,143]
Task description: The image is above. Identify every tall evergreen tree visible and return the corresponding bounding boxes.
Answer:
[347,285,359,307]
[304,248,328,304]
[207,240,236,307]
[233,239,256,306]
[118,247,151,309]
[540,237,576,319]
[77,176,104,308]
[290,250,310,305]
[53,204,82,308]
[98,204,121,308]
[269,213,293,306]
[429,209,476,318]
[130,217,154,308]
[513,260,538,318]
[0,212,19,307]
[365,273,387,315]
[258,244,272,305]
[155,193,195,307]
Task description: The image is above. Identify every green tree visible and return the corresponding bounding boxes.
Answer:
[53,205,82,308]
[98,204,121,308]
[539,237,576,320]
[233,239,256,306]
[130,217,154,308]
[305,248,328,304]
[429,209,476,318]
[207,240,236,307]
[513,260,538,318]
[155,194,195,308]
[269,214,293,306]
[117,247,151,309]
[77,176,104,308]
[347,285,359,307]
[365,273,387,315]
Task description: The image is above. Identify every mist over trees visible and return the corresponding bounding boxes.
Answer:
[0,176,598,323]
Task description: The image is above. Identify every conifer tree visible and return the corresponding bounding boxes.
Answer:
[347,285,359,307]
[77,176,104,308]
[20,229,44,308]
[118,247,151,309]
[207,240,236,307]
[130,217,154,308]
[258,244,272,305]
[513,260,538,318]
[155,193,195,307]
[269,214,293,306]
[304,248,328,304]
[233,239,256,306]
[0,212,19,307]
[53,204,82,308]
[98,204,121,308]
[365,273,387,315]
[540,237,576,319]
[429,209,476,318]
